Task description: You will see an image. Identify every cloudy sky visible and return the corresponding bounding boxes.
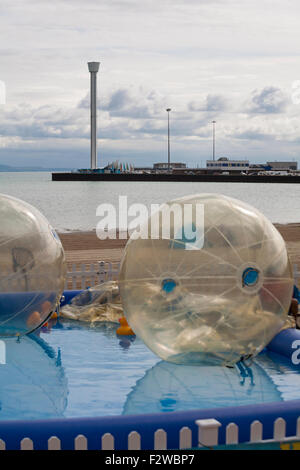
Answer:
[1,0,300,168]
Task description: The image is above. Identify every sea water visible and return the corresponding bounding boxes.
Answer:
[0,172,300,231]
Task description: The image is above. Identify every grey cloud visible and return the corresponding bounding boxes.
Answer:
[230,129,274,141]
[109,105,151,119]
[78,95,89,109]
[206,94,228,112]
[107,89,129,111]
[78,89,131,112]
[79,87,162,119]
[189,94,227,112]
[105,89,153,119]
[0,82,294,158]
[0,97,151,142]
[52,0,224,12]
[247,86,288,114]
[137,118,205,138]
[0,103,89,140]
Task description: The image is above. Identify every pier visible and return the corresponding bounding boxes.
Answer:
[51,172,300,183]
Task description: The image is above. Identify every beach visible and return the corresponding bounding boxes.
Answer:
[59,223,300,279]
[59,231,127,269]
[276,223,300,272]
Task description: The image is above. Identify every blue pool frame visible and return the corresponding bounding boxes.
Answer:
[0,399,300,450]
[0,290,300,450]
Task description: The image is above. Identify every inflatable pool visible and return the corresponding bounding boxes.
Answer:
[0,193,299,450]
[0,290,300,450]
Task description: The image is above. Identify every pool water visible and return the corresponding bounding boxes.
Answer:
[1,319,300,421]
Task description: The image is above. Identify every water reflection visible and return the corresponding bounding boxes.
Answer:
[123,353,292,415]
[0,332,67,420]
[52,317,136,351]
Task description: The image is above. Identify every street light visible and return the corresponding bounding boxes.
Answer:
[212,120,216,161]
[166,108,171,171]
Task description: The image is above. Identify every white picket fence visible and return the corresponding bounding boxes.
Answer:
[293,264,300,285]
[0,416,300,450]
[65,263,300,291]
[64,261,120,290]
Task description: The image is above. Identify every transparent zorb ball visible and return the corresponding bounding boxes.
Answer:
[119,193,294,365]
[61,281,123,323]
[0,194,66,336]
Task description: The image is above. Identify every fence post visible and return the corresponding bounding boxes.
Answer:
[71,263,77,289]
[250,420,263,442]
[107,262,112,281]
[273,417,286,441]
[226,423,238,445]
[297,417,300,438]
[20,438,34,450]
[98,261,106,283]
[112,262,121,280]
[293,264,298,283]
[195,419,222,447]
[90,263,96,286]
[179,427,192,449]
[154,429,167,450]
[128,431,141,450]
[75,434,88,450]
[48,436,61,450]
[102,433,114,450]
[81,264,86,289]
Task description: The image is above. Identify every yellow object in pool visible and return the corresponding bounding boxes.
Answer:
[116,317,135,336]
[51,311,58,319]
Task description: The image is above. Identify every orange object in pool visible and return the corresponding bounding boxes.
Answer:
[51,311,58,319]
[41,300,52,315]
[116,317,135,336]
[26,311,41,328]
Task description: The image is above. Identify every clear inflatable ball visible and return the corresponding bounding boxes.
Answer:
[119,193,294,365]
[0,194,66,336]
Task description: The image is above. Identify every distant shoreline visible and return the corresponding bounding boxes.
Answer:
[0,168,72,172]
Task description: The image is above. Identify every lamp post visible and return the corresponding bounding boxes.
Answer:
[212,120,216,161]
[166,108,171,171]
[88,61,100,170]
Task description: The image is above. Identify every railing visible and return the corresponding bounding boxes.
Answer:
[294,264,300,285]
[0,416,300,450]
[64,261,120,290]
[195,417,298,448]
[65,262,300,291]
[1,262,299,292]
[0,428,188,450]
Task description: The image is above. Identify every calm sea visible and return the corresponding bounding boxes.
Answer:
[0,172,300,231]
